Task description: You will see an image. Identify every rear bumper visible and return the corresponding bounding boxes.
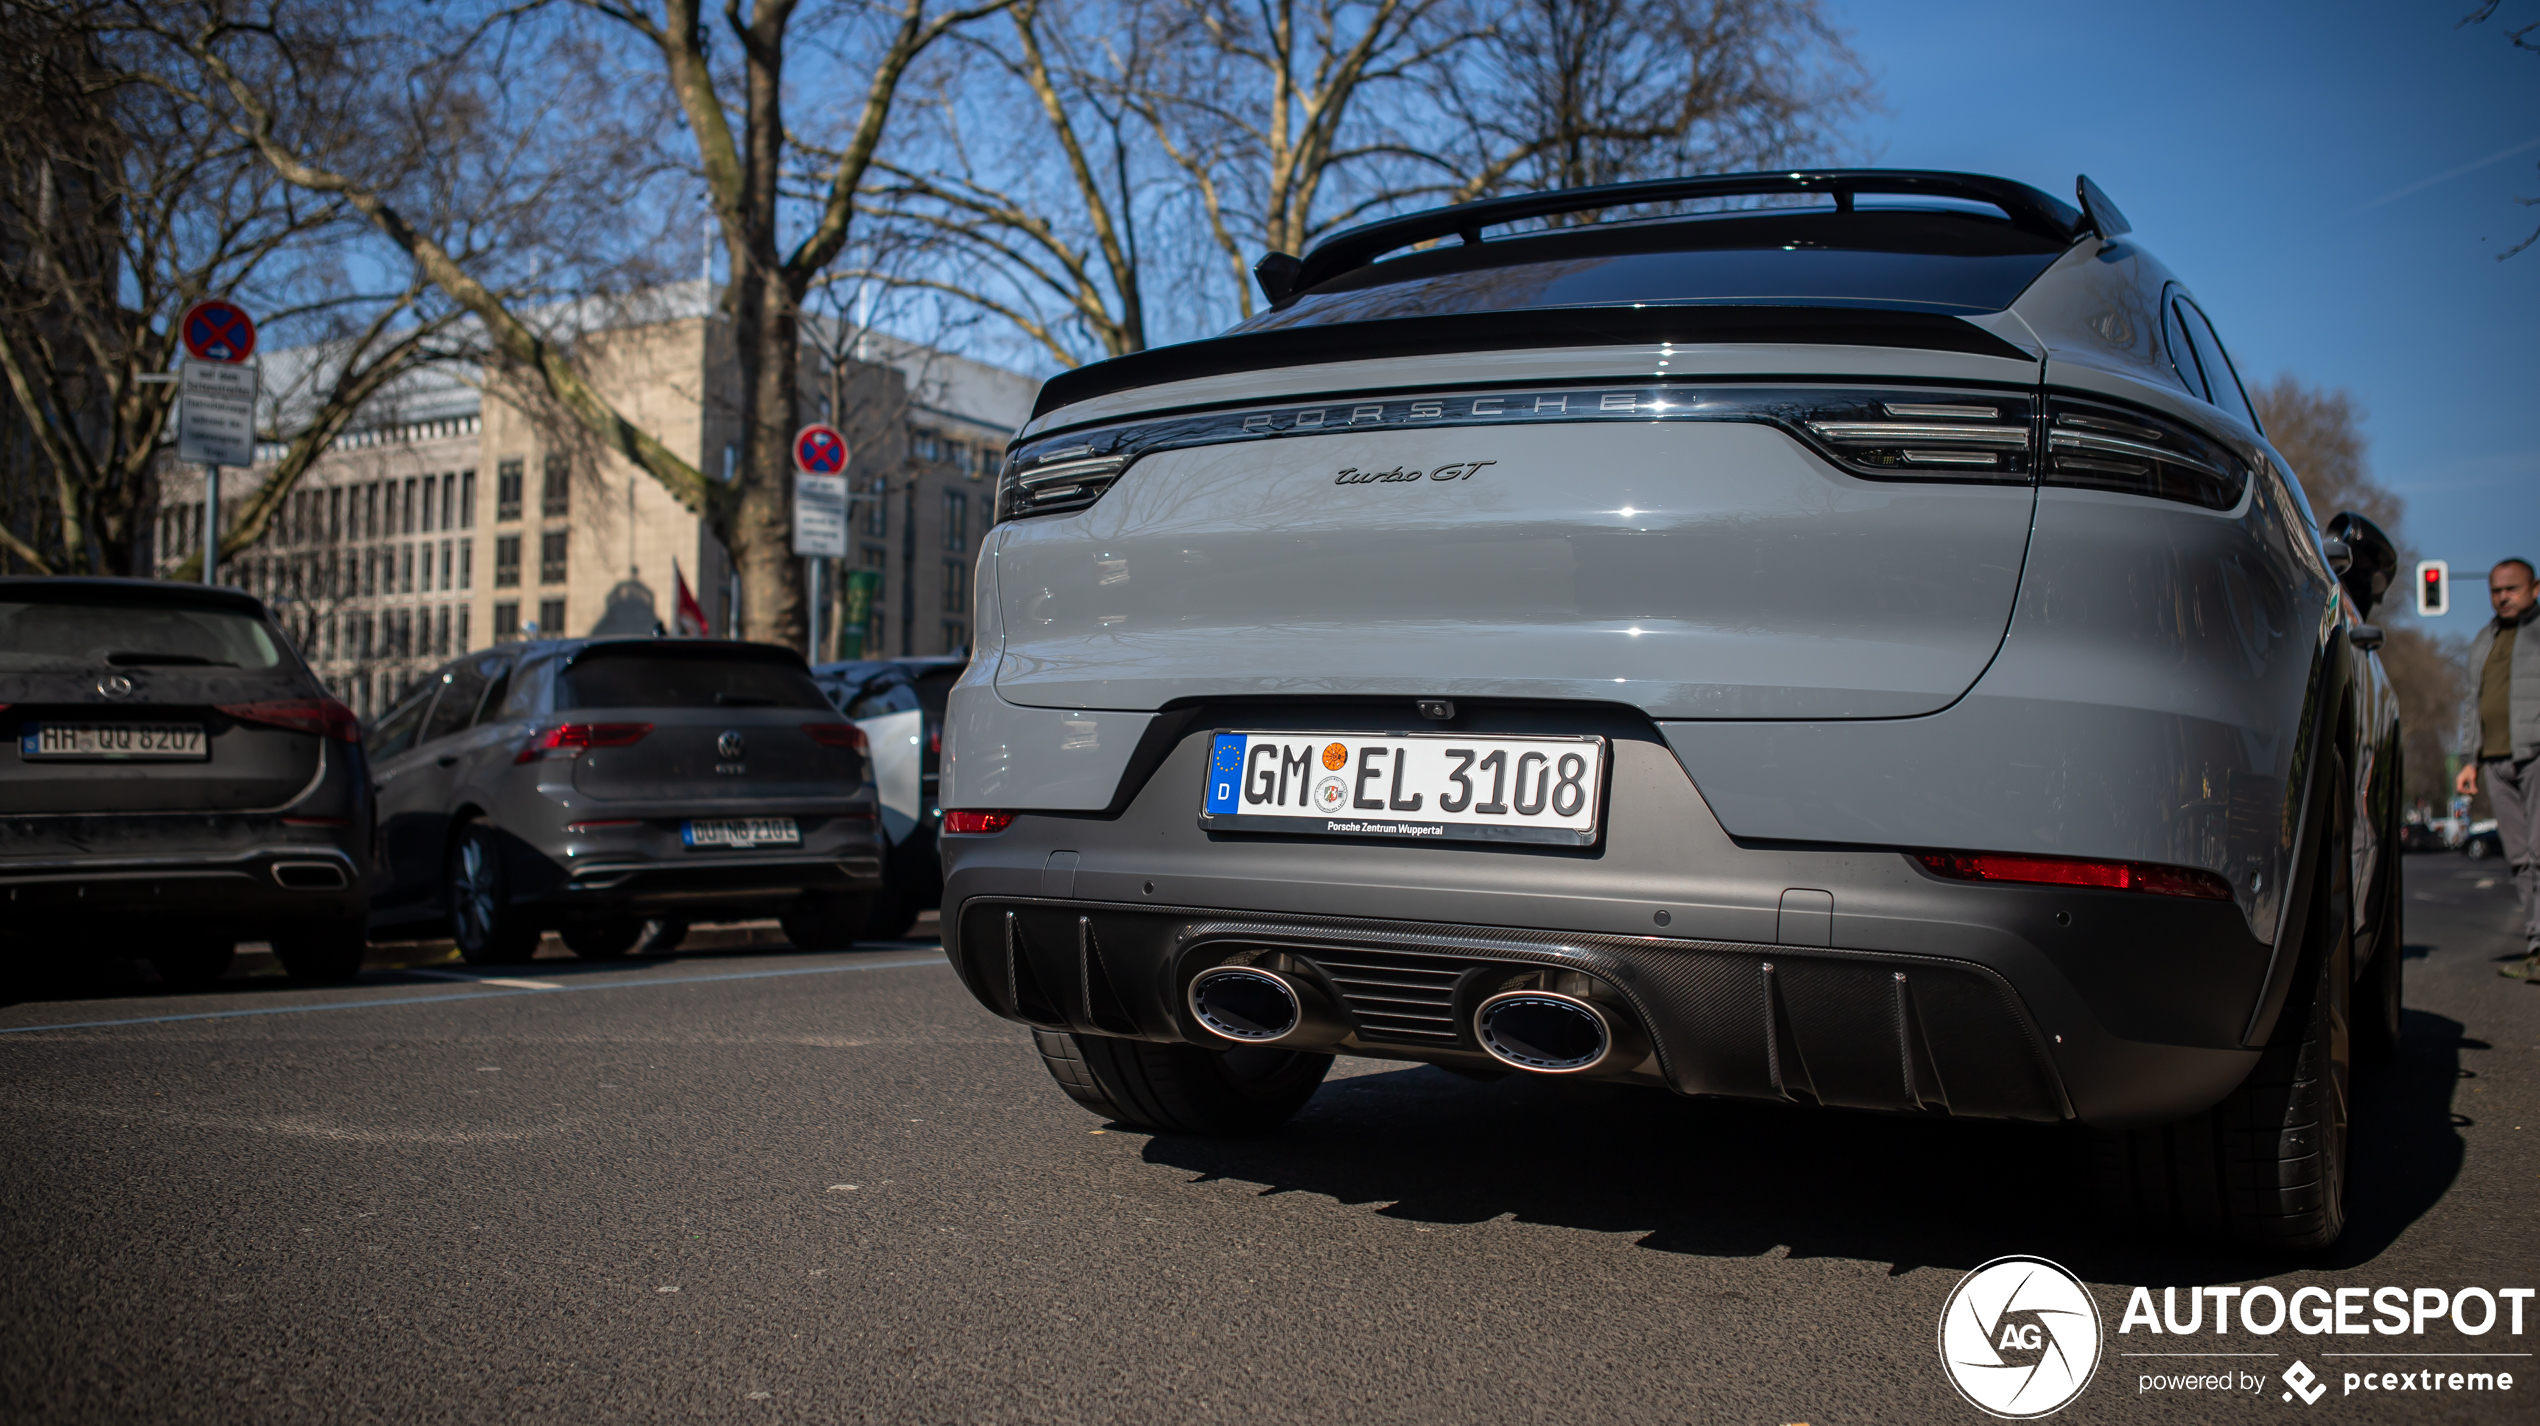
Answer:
[939,721,2273,1128]
[0,845,364,935]
[527,848,885,918]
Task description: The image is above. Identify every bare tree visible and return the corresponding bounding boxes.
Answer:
[0,4,454,578]
[2462,1,2539,259]
[141,0,1013,646]
[864,0,1869,356]
[2253,376,2461,805]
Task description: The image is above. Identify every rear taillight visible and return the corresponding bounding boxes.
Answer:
[1915,851,2232,900]
[943,809,1016,834]
[2042,395,2248,510]
[927,723,941,755]
[515,722,654,763]
[801,723,869,751]
[219,697,362,743]
[996,448,1130,522]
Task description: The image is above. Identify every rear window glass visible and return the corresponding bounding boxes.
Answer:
[0,599,285,672]
[557,646,830,711]
[1237,209,2067,333]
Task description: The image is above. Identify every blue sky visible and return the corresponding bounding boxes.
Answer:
[1834,0,2539,621]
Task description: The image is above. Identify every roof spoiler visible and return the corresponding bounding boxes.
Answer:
[1255,168,2089,307]
[2075,174,2131,240]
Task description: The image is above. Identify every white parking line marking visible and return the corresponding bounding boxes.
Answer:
[406,969,566,990]
[0,956,949,1035]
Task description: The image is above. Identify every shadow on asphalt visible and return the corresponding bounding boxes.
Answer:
[0,937,942,1006]
[1139,1004,2468,1285]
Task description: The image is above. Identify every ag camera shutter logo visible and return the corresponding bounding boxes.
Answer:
[1939,1255,2104,1418]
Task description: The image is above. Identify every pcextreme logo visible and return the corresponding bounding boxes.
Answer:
[1939,1256,2104,1418]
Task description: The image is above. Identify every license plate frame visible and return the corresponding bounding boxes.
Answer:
[19,723,208,761]
[1197,730,1606,846]
[681,816,802,850]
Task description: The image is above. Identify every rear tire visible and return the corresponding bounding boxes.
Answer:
[562,918,644,960]
[272,919,367,985]
[2092,755,2353,1252]
[1034,1029,1331,1135]
[146,937,235,992]
[780,892,873,951]
[447,823,541,965]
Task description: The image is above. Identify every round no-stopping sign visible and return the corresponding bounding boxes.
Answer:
[793,423,849,474]
[179,299,257,363]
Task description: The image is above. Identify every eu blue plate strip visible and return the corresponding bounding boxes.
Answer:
[0,955,948,1035]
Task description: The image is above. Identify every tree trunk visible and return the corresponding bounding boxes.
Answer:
[733,277,807,647]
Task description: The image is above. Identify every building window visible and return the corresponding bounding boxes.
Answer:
[943,489,968,552]
[401,477,418,536]
[496,459,524,521]
[541,455,570,518]
[440,539,453,590]
[420,475,436,533]
[399,543,415,594]
[942,620,967,653]
[864,608,886,658]
[539,530,568,585]
[460,539,473,590]
[460,469,476,528]
[942,559,967,613]
[456,605,470,653]
[494,601,520,641]
[861,477,888,538]
[538,598,566,636]
[494,534,521,588]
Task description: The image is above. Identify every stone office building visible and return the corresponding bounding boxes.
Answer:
[152,286,1035,717]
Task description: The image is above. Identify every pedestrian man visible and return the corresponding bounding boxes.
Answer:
[2458,558,2540,978]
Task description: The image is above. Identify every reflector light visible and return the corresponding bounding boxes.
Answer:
[943,809,1016,835]
[515,722,653,763]
[219,697,363,743]
[564,819,643,831]
[1915,850,2232,900]
[800,722,869,751]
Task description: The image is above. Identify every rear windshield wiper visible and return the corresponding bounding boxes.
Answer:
[105,651,235,667]
[713,692,778,707]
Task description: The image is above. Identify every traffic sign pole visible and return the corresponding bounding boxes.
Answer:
[175,299,258,586]
[791,423,853,664]
[202,467,219,585]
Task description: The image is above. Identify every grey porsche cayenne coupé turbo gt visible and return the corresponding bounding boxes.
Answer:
[935,170,2404,1251]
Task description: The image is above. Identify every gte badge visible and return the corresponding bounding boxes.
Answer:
[1938,1255,2103,1418]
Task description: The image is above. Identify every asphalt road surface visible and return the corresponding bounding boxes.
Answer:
[3,857,2534,1425]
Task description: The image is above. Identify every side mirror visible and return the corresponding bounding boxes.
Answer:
[2350,623,2385,653]
[2323,511,2399,620]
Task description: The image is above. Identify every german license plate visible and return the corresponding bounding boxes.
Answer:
[682,817,800,849]
[20,723,207,760]
[1198,731,1605,845]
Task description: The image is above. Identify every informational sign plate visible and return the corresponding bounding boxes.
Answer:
[793,471,849,557]
[177,359,258,467]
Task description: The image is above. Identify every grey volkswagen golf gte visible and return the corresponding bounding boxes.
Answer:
[936,171,2405,1251]
[362,637,885,962]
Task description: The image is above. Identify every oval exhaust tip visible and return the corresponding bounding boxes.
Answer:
[1476,992,1611,1073]
[1189,967,1300,1042]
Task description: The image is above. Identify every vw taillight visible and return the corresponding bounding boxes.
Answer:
[801,723,869,751]
[515,722,654,763]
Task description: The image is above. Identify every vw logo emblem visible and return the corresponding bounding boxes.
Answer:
[97,673,134,699]
[717,730,746,760]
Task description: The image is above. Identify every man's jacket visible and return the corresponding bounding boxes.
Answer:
[2461,607,2540,762]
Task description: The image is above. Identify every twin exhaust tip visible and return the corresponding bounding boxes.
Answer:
[1474,990,1624,1074]
[1189,963,1645,1076]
